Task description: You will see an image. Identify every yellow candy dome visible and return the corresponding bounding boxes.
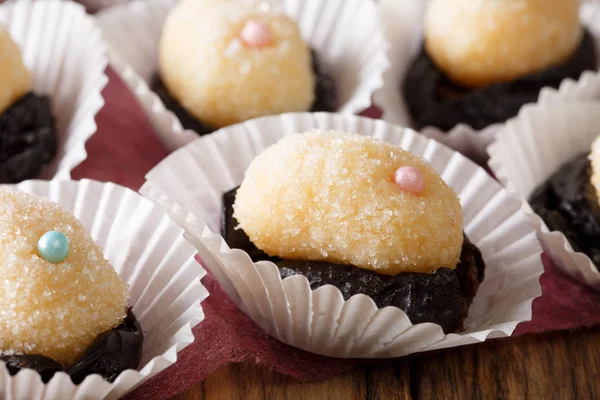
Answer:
[0,26,31,115]
[233,131,464,275]
[159,0,315,129]
[0,190,129,366]
[424,0,582,88]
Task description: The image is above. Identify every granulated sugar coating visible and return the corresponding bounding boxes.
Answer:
[159,0,315,129]
[0,190,128,366]
[233,131,464,275]
[425,0,582,88]
[0,26,31,115]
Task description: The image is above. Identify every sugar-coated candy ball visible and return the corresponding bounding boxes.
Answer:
[424,0,582,88]
[0,190,129,366]
[0,26,31,115]
[233,131,464,275]
[159,0,315,129]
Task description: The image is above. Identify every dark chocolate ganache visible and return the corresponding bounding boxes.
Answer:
[530,153,600,267]
[403,29,597,131]
[1,309,143,384]
[222,187,486,334]
[0,92,57,183]
[151,50,338,135]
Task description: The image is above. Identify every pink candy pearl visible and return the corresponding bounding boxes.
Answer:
[241,20,272,47]
[394,166,424,194]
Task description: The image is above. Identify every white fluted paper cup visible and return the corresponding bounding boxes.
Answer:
[488,102,600,290]
[139,112,543,359]
[0,0,108,180]
[0,179,208,400]
[375,0,600,163]
[95,0,389,152]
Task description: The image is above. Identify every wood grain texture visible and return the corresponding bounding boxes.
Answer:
[172,328,600,400]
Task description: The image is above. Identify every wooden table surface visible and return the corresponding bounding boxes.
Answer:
[172,327,600,400]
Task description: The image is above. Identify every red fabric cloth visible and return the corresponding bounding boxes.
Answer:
[72,69,600,400]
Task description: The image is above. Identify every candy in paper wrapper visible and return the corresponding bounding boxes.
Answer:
[141,112,543,358]
[375,0,600,161]
[406,3,595,131]
[489,102,600,289]
[96,0,389,150]
[0,18,56,184]
[0,0,107,180]
[0,179,207,400]
[0,190,128,367]
[424,0,582,88]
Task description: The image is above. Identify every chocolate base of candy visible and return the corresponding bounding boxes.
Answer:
[0,355,63,383]
[1,309,144,384]
[221,188,486,334]
[402,29,597,131]
[151,50,338,135]
[530,153,600,267]
[0,92,57,183]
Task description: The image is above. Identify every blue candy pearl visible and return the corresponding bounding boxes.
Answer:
[37,231,69,263]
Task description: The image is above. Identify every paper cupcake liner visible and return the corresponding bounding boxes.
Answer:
[95,0,389,152]
[375,0,600,162]
[139,112,543,358]
[0,179,208,400]
[0,0,108,180]
[488,102,600,290]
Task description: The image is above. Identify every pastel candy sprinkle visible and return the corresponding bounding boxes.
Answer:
[240,20,272,47]
[37,230,69,263]
[394,166,424,194]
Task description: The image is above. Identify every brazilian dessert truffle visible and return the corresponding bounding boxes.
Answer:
[0,190,143,383]
[152,0,337,135]
[530,135,600,268]
[221,131,486,333]
[403,0,597,131]
[0,26,57,183]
